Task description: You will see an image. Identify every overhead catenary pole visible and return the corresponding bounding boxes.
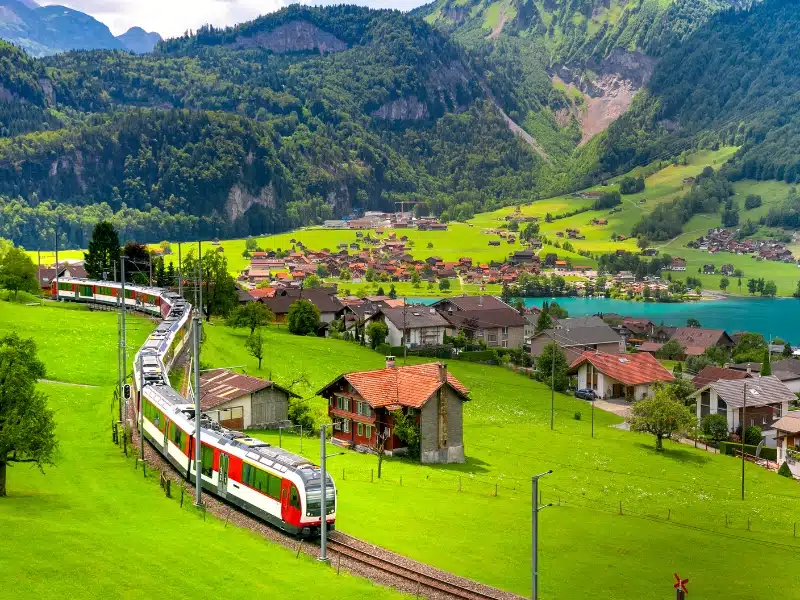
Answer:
[120,255,128,421]
[193,315,202,506]
[115,261,122,423]
[532,470,553,600]
[149,250,153,287]
[319,424,329,562]
[741,380,747,500]
[54,219,60,302]
[138,352,144,460]
[177,242,183,296]
[550,332,555,430]
[197,240,203,320]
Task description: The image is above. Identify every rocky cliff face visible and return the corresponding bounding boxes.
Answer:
[226,184,276,222]
[552,50,657,144]
[372,97,428,120]
[234,20,348,54]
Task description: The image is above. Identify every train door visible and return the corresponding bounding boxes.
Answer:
[280,480,300,526]
[217,453,229,498]
[162,420,169,453]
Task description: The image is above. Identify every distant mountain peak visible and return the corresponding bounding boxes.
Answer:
[117,26,162,54]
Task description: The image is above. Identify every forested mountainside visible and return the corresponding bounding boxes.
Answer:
[417,0,752,62]
[582,0,800,184]
[0,5,573,248]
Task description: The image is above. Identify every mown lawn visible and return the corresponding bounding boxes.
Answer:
[0,302,406,600]
[203,323,800,600]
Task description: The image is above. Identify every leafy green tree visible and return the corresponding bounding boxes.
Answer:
[535,309,553,332]
[392,409,420,461]
[760,348,772,376]
[365,267,375,282]
[656,338,684,360]
[0,333,58,496]
[366,321,389,349]
[686,318,701,328]
[83,221,120,281]
[720,277,729,291]
[339,267,351,281]
[701,413,729,444]
[227,302,274,335]
[743,425,762,446]
[245,330,265,369]
[410,270,421,288]
[627,388,695,451]
[521,222,540,241]
[316,264,329,278]
[438,278,451,292]
[783,343,793,358]
[245,238,259,252]
[733,333,767,363]
[747,279,758,295]
[376,286,385,297]
[304,274,322,288]
[762,280,777,297]
[535,342,569,392]
[196,250,237,322]
[388,284,397,299]
[0,248,38,298]
[287,299,320,336]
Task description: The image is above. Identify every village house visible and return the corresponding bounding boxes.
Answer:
[569,352,674,401]
[669,327,735,357]
[728,359,800,393]
[689,376,796,445]
[670,257,687,271]
[319,360,470,464]
[199,369,298,430]
[379,306,450,348]
[529,317,624,364]
[691,365,753,389]
[257,288,344,329]
[434,295,527,349]
[774,413,800,466]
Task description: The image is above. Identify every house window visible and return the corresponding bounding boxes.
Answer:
[357,423,363,436]
[365,425,372,440]
[587,365,598,390]
[716,398,727,415]
[342,419,351,433]
[356,402,373,417]
[700,393,711,418]
[776,404,783,418]
[488,333,497,343]
[502,340,508,348]
[502,327,509,337]
[337,396,350,411]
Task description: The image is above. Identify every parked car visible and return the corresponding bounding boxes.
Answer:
[575,389,597,400]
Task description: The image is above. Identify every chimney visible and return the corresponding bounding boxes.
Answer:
[448,307,453,315]
[386,355,396,369]
[746,366,751,375]
[429,307,435,315]
[438,362,447,384]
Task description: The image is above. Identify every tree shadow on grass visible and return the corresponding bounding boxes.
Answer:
[421,455,493,475]
[633,442,712,466]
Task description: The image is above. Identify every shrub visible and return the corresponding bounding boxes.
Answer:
[719,441,777,461]
[778,461,793,478]
[701,413,729,444]
[574,411,582,421]
[287,299,320,336]
[375,343,391,357]
[744,425,763,446]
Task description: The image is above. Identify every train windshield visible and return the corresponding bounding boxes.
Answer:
[305,476,335,516]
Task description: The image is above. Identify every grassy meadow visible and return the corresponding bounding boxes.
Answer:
[202,321,800,600]
[0,301,407,600]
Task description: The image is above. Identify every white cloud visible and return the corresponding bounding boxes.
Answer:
[37,0,431,38]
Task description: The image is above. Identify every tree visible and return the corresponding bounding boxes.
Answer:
[720,277,729,291]
[0,248,38,298]
[427,242,433,249]
[197,249,237,321]
[701,413,730,445]
[521,222,540,241]
[656,338,684,360]
[366,321,389,349]
[747,279,757,295]
[637,237,650,252]
[760,348,772,376]
[245,238,259,252]
[686,318,701,328]
[388,284,397,299]
[287,299,320,336]
[0,333,58,496]
[245,330,265,369]
[365,267,375,282]
[742,425,762,446]
[744,194,762,210]
[83,221,120,281]
[438,278,450,292]
[227,302,274,335]
[733,333,767,363]
[535,309,553,332]
[411,270,421,288]
[122,242,150,283]
[376,286,385,297]
[673,362,683,377]
[535,342,569,392]
[783,343,793,358]
[304,274,322,288]
[316,264,329,278]
[627,388,695,451]
[339,267,351,281]
[392,409,420,461]
[762,280,777,297]
[778,462,793,478]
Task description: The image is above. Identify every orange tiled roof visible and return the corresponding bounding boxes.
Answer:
[323,363,469,409]
[568,352,675,386]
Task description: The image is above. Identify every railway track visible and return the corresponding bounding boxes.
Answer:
[326,534,513,600]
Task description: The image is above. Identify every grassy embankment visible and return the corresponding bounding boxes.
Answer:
[0,301,406,600]
[202,321,800,600]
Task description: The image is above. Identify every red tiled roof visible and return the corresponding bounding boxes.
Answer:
[321,363,469,409]
[249,287,277,299]
[568,352,675,386]
[692,366,751,389]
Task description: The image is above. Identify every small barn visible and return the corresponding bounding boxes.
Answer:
[199,369,298,430]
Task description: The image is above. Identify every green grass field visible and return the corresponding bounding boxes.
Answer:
[0,302,406,600]
[202,322,800,599]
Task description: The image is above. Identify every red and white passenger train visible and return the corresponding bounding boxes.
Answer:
[53,277,336,536]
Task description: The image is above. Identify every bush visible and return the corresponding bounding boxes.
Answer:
[744,194,762,210]
[701,413,729,444]
[744,425,763,446]
[375,343,391,357]
[574,411,582,421]
[620,176,645,195]
[458,350,499,364]
[719,441,777,461]
[778,461,793,478]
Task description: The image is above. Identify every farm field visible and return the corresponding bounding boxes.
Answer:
[202,322,800,599]
[0,301,406,600]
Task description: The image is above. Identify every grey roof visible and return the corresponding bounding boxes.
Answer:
[538,322,622,348]
[693,376,796,409]
[729,359,800,381]
[555,316,608,329]
[381,306,450,330]
[433,295,511,311]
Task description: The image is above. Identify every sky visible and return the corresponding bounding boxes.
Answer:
[36,0,432,37]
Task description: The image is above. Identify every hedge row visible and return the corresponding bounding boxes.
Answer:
[719,441,778,461]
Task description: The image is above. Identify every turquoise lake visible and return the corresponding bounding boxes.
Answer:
[409,296,797,342]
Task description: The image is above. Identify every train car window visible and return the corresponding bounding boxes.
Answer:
[201,445,213,477]
[290,485,301,509]
[267,474,281,499]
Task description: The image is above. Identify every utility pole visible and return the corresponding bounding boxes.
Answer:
[177,242,183,296]
[54,220,60,302]
[741,380,747,500]
[120,255,128,421]
[138,353,144,460]
[591,398,594,439]
[550,332,555,430]
[149,250,153,287]
[402,297,408,365]
[197,240,203,321]
[193,315,202,506]
[532,470,553,600]
[115,261,122,423]
[319,424,329,562]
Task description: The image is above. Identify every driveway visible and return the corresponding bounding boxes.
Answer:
[593,398,632,418]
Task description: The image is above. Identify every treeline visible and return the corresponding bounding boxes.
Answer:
[597,252,673,279]
[762,187,800,229]
[631,168,733,241]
